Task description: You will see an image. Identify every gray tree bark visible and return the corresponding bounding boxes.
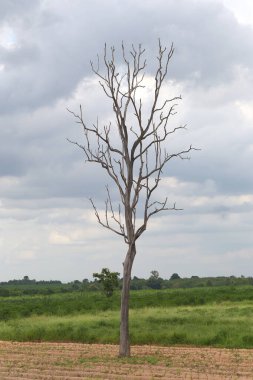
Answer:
[119,244,136,356]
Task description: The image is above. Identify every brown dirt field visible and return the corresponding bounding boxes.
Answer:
[0,341,253,379]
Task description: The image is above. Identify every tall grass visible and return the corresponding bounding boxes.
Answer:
[0,302,253,348]
[1,286,253,321]
[1,286,253,349]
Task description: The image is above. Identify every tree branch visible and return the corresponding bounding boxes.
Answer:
[68,40,199,247]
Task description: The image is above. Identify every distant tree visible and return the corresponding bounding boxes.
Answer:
[170,273,181,280]
[130,276,147,290]
[93,268,120,297]
[147,270,163,289]
[72,280,81,289]
[150,270,159,279]
[81,279,90,290]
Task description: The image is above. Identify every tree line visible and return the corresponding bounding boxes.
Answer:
[1,272,253,298]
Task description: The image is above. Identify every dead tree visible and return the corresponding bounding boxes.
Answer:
[68,40,196,357]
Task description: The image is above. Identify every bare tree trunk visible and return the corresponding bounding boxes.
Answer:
[119,243,136,357]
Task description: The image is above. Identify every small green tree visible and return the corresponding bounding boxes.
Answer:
[93,268,120,297]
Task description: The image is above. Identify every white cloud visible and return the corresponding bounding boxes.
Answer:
[236,100,253,122]
[49,231,72,245]
[222,0,253,26]
[0,24,18,49]
[18,250,36,261]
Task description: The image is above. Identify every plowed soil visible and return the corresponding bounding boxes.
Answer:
[0,341,253,379]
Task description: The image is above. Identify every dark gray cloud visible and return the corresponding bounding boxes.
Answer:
[1,0,253,114]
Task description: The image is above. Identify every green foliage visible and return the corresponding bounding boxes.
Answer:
[170,273,181,280]
[130,276,148,290]
[1,275,253,349]
[0,288,10,297]
[93,268,120,297]
[0,292,116,321]
[1,274,253,297]
[1,283,253,348]
[146,270,163,289]
[1,285,253,322]
[1,302,253,348]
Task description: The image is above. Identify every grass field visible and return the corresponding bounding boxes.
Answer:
[1,285,253,320]
[0,286,253,348]
[0,303,253,348]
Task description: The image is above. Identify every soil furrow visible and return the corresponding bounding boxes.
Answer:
[0,341,253,379]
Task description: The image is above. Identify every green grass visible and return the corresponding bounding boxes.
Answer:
[0,302,253,348]
[1,286,253,321]
[130,303,253,348]
[0,286,253,348]
[0,292,119,321]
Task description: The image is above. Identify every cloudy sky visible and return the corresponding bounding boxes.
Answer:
[0,0,252,282]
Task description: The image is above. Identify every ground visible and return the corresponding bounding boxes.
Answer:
[0,341,253,379]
